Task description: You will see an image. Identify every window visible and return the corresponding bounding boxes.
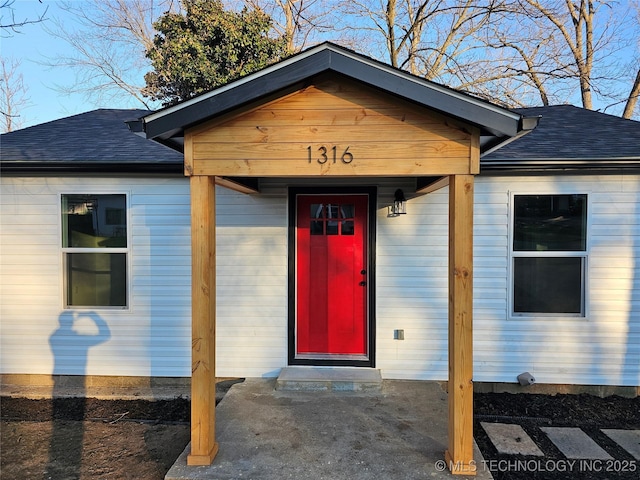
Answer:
[310,203,355,236]
[511,194,587,316]
[61,194,128,308]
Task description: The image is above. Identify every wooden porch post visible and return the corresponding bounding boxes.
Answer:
[187,175,219,466]
[445,174,475,475]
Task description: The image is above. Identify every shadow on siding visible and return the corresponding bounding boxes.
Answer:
[47,311,110,478]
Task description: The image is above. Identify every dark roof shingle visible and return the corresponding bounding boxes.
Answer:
[483,105,640,172]
[1,109,183,172]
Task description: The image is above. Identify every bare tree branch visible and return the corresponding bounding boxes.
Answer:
[42,0,178,109]
[0,56,30,132]
[242,0,340,52]
[621,2,640,118]
[622,68,640,119]
[0,0,47,35]
[517,0,621,110]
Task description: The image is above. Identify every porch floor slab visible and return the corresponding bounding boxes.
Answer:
[166,378,492,480]
[275,366,383,392]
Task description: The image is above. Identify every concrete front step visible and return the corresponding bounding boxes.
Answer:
[276,366,382,392]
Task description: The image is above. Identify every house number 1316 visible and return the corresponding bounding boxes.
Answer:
[307,145,353,164]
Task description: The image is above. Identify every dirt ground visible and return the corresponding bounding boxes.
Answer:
[1,385,638,480]
[1,396,191,480]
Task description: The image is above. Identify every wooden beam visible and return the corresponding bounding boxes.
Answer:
[215,176,259,194]
[445,174,475,475]
[187,175,219,466]
[184,132,194,176]
[194,141,470,162]
[416,176,449,195]
[191,156,471,177]
[470,128,480,175]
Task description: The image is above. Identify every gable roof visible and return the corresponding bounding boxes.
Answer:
[131,42,537,153]
[483,105,640,173]
[1,109,183,173]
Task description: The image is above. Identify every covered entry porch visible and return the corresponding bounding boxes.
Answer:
[133,43,535,475]
[165,378,494,479]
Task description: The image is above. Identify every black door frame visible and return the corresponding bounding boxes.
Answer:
[287,186,377,367]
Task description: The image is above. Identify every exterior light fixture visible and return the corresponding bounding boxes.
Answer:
[388,189,407,217]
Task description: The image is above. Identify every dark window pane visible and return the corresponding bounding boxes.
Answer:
[513,257,583,314]
[310,221,324,235]
[326,204,339,219]
[62,194,127,248]
[310,204,323,219]
[66,253,127,307]
[514,194,586,251]
[342,220,354,235]
[106,208,125,225]
[341,204,354,219]
[326,221,339,235]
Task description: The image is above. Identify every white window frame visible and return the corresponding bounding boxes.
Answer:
[508,191,590,320]
[60,192,131,310]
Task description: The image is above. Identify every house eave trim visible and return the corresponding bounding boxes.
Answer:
[0,162,184,174]
[480,159,640,175]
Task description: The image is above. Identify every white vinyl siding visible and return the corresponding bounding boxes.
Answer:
[2,174,638,387]
[376,188,449,380]
[0,177,292,378]
[1,177,192,377]
[473,175,639,386]
[215,187,288,377]
[377,175,639,387]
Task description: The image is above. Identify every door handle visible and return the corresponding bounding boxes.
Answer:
[359,281,367,286]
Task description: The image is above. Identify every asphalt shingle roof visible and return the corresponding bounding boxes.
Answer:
[484,105,640,170]
[1,109,182,172]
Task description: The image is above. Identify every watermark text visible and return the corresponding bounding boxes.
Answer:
[434,458,637,474]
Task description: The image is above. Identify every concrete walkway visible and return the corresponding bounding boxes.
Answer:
[166,379,491,480]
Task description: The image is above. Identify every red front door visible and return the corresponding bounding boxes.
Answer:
[296,194,368,358]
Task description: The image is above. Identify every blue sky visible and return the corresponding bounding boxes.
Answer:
[2,0,150,129]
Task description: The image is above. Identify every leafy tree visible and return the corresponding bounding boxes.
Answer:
[144,0,287,106]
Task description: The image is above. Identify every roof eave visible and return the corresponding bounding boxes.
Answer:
[0,161,184,174]
[481,115,541,156]
[480,158,640,175]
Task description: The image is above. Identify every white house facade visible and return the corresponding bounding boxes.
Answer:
[2,173,638,386]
